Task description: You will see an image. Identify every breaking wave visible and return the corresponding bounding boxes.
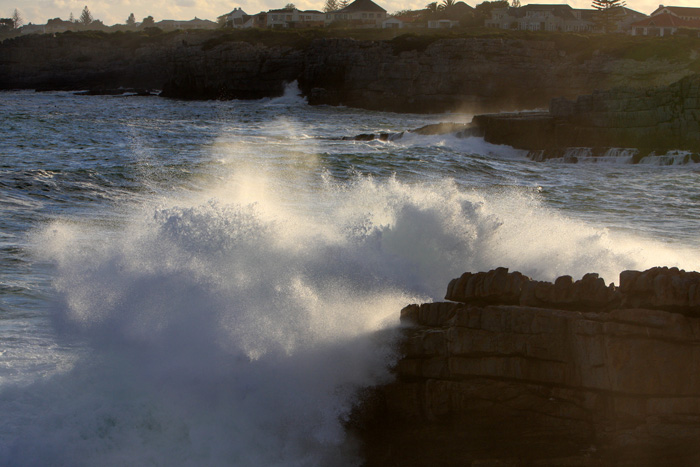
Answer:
[3,119,700,466]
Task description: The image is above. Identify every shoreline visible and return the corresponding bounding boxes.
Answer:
[2,31,700,114]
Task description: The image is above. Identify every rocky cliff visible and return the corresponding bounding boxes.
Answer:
[355,267,700,466]
[164,36,696,113]
[0,32,180,91]
[1,32,697,114]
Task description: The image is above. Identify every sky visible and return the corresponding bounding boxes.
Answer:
[4,0,699,27]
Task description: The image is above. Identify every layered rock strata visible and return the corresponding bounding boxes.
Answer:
[356,267,700,466]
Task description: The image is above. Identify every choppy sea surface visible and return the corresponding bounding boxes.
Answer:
[1,86,700,466]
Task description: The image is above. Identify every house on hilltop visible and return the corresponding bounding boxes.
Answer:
[649,5,700,20]
[219,8,250,28]
[486,4,594,32]
[609,7,648,32]
[155,18,218,30]
[427,1,473,28]
[630,5,700,35]
[486,4,645,33]
[248,12,269,28]
[327,0,387,28]
[267,7,325,28]
[0,18,13,31]
[382,16,405,28]
[383,9,429,29]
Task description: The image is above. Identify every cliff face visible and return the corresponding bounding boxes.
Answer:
[1,33,695,114]
[357,267,700,466]
[165,37,694,113]
[0,32,181,91]
[161,40,304,99]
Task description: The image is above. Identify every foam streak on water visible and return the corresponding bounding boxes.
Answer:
[2,88,700,465]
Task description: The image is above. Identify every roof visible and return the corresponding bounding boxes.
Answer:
[394,14,421,22]
[631,11,700,27]
[511,4,579,20]
[651,5,700,18]
[338,0,387,14]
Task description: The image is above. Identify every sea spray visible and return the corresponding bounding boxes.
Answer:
[4,173,700,465]
[4,93,700,465]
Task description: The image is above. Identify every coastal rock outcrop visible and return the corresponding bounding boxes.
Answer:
[355,267,700,466]
[467,74,700,160]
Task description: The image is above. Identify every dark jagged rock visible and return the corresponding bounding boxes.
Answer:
[620,267,700,315]
[74,88,157,96]
[355,267,700,466]
[446,268,620,312]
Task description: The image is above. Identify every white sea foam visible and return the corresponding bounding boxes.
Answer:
[4,112,700,466]
[263,81,308,107]
[392,133,528,159]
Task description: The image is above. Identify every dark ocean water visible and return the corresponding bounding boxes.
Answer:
[1,87,699,466]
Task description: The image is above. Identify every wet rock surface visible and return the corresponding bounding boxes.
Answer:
[354,267,700,466]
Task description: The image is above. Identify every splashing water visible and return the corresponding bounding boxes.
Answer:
[2,89,700,466]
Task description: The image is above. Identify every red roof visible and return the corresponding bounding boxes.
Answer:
[631,11,700,28]
[651,5,700,18]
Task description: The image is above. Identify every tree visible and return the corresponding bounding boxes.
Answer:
[339,0,350,9]
[426,2,439,13]
[79,6,93,26]
[11,8,22,28]
[284,3,296,9]
[324,0,340,12]
[126,13,136,26]
[467,0,508,26]
[439,0,456,10]
[69,12,75,22]
[141,15,155,27]
[591,0,626,33]
[511,0,521,7]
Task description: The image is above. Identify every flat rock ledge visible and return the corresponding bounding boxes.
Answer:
[353,267,700,466]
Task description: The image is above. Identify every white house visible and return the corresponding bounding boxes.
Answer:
[486,4,593,32]
[428,19,459,28]
[267,8,325,28]
[383,17,404,28]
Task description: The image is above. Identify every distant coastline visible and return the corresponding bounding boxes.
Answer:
[2,29,700,115]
